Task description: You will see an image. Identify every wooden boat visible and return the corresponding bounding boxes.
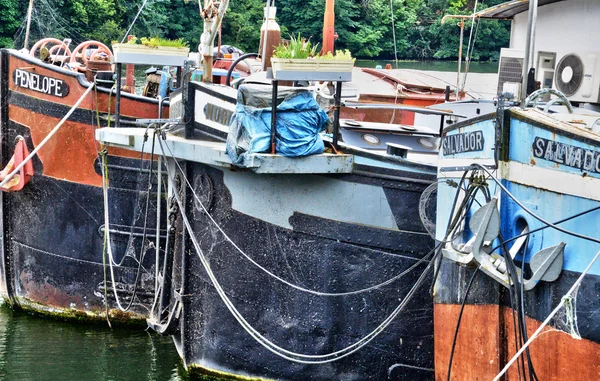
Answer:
[434,1,600,379]
[0,42,166,324]
[94,2,445,379]
[99,78,438,381]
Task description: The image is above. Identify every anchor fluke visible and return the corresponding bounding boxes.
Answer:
[523,243,565,290]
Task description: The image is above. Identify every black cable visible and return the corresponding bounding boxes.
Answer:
[121,128,159,312]
[490,205,600,254]
[225,52,260,86]
[499,233,527,380]
[471,163,600,245]
[519,236,540,381]
[479,174,531,379]
[446,267,479,381]
[471,168,539,379]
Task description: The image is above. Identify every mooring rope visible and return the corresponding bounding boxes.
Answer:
[120,0,150,43]
[159,135,429,297]
[157,135,438,364]
[493,248,600,380]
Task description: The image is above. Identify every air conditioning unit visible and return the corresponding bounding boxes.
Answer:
[554,51,600,103]
[536,51,556,102]
[497,48,524,96]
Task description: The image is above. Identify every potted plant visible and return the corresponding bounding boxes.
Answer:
[270,34,355,80]
[112,37,190,66]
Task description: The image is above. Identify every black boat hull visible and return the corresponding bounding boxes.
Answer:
[170,162,436,380]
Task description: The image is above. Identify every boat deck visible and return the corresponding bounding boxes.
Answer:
[95,127,355,174]
[353,68,498,100]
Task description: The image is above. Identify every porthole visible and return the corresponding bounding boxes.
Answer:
[361,133,381,145]
[418,138,436,149]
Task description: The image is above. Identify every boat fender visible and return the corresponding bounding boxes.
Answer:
[0,136,34,192]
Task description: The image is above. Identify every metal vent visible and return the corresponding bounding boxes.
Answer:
[555,54,584,97]
[497,57,523,95]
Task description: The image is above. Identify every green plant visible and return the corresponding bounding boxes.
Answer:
[273,33,319,59]
[139,36,189,48]
[316,49,355,61]
[112,36,189,48]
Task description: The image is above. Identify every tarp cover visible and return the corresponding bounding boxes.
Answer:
[226,84,329,165]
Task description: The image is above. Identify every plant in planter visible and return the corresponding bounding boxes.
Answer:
[272,33,319,59]
[271,34,355,79]
[112,36,190,66]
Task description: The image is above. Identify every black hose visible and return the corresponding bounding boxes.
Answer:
[447,267,479,381]
[225,53,260,87]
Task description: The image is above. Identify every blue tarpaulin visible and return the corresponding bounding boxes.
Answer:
[226,85,329,165]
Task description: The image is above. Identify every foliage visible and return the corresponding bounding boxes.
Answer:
[0,0,20,48]
[317,49,355,60]
[273,34,319,59]
[118,36,188,48]
[139,36,189,48]
[0,0,511,61]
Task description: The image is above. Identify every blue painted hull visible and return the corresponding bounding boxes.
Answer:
[434,108,600,379]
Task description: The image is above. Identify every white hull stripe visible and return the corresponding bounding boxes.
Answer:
[438,158,497,178]
[500,161,600,202]
[439,158,600,201]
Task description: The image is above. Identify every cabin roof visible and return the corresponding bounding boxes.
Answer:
[475,0,566,19]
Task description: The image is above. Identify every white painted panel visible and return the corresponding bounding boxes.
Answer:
[223,171,400,230]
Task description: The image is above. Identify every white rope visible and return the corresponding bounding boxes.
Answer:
[389,0,398,62]
[160,136,428,297]
[158,136,435,363]
[120,0,150,43]
[0,84,95,189]
[493,248,600,380]
[459,0,479,93]
[101,152,135,312]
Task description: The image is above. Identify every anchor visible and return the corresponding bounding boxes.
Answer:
[463,199,564,290]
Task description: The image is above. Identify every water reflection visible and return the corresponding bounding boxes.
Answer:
[0,305,185,381]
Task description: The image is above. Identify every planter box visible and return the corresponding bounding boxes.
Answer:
[270,58,354,81]
[112,43,190,66]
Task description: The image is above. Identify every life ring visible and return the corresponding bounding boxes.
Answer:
[29,38,72,59]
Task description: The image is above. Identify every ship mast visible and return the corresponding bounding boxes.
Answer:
[321,0,335,54]
[520,0,538,107]
[23,0,34,50]
[200,0,230,83]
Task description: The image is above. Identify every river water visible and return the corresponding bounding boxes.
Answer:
[0,305,185,381]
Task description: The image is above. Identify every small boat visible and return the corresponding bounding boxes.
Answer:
[0,40,168,323]
[434,0,600,379]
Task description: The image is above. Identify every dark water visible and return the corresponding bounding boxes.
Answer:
[0,305,186,381]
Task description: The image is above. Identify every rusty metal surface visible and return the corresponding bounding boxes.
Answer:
[475,0,567,19]
[435,303,600,380]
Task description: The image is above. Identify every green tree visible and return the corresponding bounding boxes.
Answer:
[0,0,22,48]
[220,0,266,53]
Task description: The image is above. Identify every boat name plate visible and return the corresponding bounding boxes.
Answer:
[442,130,484,155]
[533,136,600,173]
[12,68,69,97]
